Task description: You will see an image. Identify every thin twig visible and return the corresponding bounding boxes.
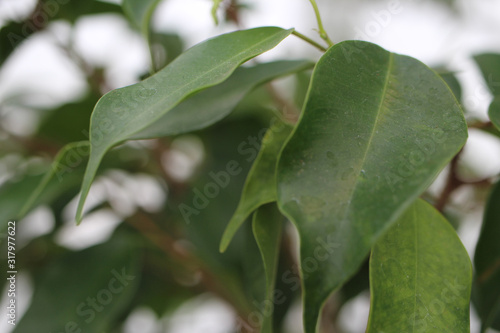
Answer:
[292,30,328,52]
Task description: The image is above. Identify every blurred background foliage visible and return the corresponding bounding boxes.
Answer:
[0,0,500,332]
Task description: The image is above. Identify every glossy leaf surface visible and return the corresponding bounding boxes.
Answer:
[76,27,293,222]
[277,40,468,332]
[133,61,310,139]
[367,199,472,333]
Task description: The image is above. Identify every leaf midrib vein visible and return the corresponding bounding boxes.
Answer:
[340,52,394,224]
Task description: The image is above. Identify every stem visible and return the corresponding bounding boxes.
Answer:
[292,31,327,52]
[308,0,334,46]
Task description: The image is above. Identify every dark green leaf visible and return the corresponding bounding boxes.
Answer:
[276,40,468,332]
[14,235,141,332]
[149,32,184,70]
[474,53,500,95]
[252,203,283,333]
[37,95,98,144]
[367,199,472,332]
[43,0,123,23]
[0,21,36,67]
[474,181,500,331]
[132,60,310,139]
[220,119,293,252]
[76,27,293,223]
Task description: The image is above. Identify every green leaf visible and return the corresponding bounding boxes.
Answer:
[252,203,283,333]
[488,96,500,131]
[76,27,293,223]
[0,22,35,67]
[439,71,462,102]
[149,32,184,70]
[276,40,468,332]
[219,119,293,252]
[122,0,161,38]
[132,60,311,139]
[45,0,123,23]
[14,234,141,332]
[474,181,500,331]
[179,117,275,316]
[474,53,500,95]
[367,199,472,332]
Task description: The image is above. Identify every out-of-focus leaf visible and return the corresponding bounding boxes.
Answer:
[440,71,462,102]
[474,181,500,331]
[474,53,500,95]
[122,0,161,38]
[294,70,312,111]
[76,27,293,223]
[276,41,467,332]
[149,32,184,70]
[252,203,283,333]
[219,120,293,252]
[0,21,37,67]
[179,117,271,317]
[0,1,122,66]
[46,0,123,23]
[488,96,500,131]
[211,0,223,25]
[132,60,311,139]
[14,235,141,332]
[367,199,472,332]
[38,95,98,144]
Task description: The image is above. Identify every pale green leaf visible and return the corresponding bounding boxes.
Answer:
[211,0,223,25]
[252,204,283,333]
[220,120,293,252]
[276,40,468,332]
[76,27,293,223]
[367,199,472,333]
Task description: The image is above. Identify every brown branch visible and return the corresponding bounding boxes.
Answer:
[435,149,492,212]
[126,211,253,329]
